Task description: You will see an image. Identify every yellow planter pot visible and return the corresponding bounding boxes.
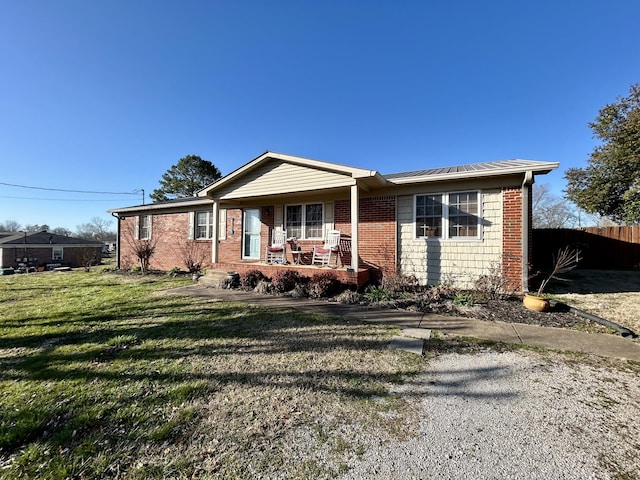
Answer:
[523,294,550,312]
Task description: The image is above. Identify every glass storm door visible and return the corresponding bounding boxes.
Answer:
[243,208,261,259]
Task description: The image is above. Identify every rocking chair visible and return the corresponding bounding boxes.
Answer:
[312,229,341,266]
[265,229,287,264]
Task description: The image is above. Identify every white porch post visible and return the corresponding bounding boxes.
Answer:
[350,183,359,269]
[212,199,219,264]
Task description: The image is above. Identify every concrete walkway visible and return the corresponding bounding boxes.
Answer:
[170,284,640,362]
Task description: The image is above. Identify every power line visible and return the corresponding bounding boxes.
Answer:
[0,181,139,195]
[0,195,134,202]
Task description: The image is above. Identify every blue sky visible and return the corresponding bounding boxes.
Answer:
[1,0,638,232]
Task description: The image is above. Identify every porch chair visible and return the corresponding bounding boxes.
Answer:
[312,229,341,266]
[265,229,287,264]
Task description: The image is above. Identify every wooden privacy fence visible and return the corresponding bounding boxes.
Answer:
[533,226,640,270]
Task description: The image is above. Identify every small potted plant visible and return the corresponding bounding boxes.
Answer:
[189,262,202,282]
[288,237,300,251]
[524,246,581,312]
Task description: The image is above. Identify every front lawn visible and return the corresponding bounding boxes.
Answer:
[0,271,422,479]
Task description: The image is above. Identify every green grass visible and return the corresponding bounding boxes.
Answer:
[0,271,422,479]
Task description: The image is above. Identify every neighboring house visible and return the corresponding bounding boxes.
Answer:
[109,151,557,291]
[0,231,104,269]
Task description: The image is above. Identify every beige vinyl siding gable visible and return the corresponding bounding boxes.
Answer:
[215,161,355,200]
[398,189,503,288]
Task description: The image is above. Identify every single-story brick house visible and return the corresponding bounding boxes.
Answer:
[0,231,104,270]
[109,151,557,291]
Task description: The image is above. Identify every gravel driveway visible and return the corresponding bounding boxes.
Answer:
[341,350,639,479]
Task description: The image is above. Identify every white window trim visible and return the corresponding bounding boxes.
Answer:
[137,215,152,240]
[414,190,482,241]
[285,203,325,240]
[188,210,225,240]
[194,210,214,240]
[52,246,64,260]
[218,209,226,241]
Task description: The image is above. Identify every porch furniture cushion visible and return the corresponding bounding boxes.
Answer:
[266,229,287,263]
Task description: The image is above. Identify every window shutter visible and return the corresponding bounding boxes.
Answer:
[274,205,283,231]
[323,202,334,237]
[148,215,153,239]
[134,216,140,240]
[218,209,227,240]
[188,212,194,239]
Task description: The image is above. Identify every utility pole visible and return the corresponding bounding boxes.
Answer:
[134,189,145,205]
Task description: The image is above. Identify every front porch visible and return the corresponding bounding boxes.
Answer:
[212,261,371,289]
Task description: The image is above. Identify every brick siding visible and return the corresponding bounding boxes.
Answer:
[502,186,524,291]
[217,208,244,263]
[1,246,102,269]
[118,188,527,291]
[335,196,396,281]
[119,213,213,272]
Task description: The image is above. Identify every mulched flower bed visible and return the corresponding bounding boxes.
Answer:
[362,295,615,334]
[462,298,610,331]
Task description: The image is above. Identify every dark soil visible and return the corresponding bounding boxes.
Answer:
[373,295,615,334]
[454,298,615,334]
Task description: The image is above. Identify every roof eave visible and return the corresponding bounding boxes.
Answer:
[108,197,213,215]
[386,162,559,185]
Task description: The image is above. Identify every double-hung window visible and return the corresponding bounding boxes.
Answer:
[285,203,323,239]
[52,247,63,260]
[415,194,443,238]
[138,215,152,240]
[415,191,480,239]
[195,211,213,239]
[448,192,479,237]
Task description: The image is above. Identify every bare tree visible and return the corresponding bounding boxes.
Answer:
[0,220,21,232]
[178,239,209,273]
[532,184,578,228]
[120,218,159,273]
[75,217,116,242]
[76,247,100,272]
[51,227,72,236]
[594,216,620,227]
[24,224,50,232]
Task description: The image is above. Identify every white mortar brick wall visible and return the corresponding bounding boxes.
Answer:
[397,190,503,288]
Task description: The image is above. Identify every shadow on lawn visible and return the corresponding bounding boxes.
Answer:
[0,294,519,466]
[547,269,640,294]
[0,295,515,400]
[395,364,517,401]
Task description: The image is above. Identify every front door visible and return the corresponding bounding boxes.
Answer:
[243,208,261,259]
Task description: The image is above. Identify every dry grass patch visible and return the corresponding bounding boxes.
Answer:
[548,270,640,335]
[555,291,640,334]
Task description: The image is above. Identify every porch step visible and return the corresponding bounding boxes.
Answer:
[198,269,238,288]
